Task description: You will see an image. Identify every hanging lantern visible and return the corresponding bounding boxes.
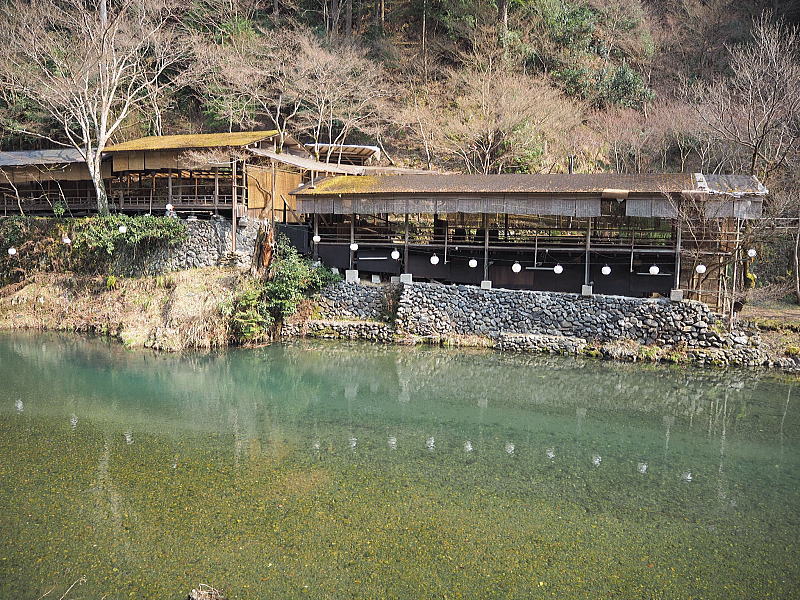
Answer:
[695,264,707,274]
[430,254,440,265]
[601,265,611,276]
[747,248,757,258]
[511,262,522,273]
[312,234,321,243]
[390,249,400,260]
[62,236,71,245]
[118,225,128,234]
[7,247,17,256]
[349,242,359,252]
[649,265,660,275]
[165,203,174,211]
[468,258,478,268]
[553,264,563,274]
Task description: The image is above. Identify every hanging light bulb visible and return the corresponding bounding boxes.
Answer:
[430,254,440,265]
[62,236,71,245]
[390,249,400,260]
[747,248,757,258]
[649,265,660,275]
[695,264,707,274]
[349,242,359,252]
[601,265,611,276]
[165,203,174,211]
[468,258,478,268]
[7,247,17,256]
[511,262,522,273]
[118,225,128,234]
[553,264,563,274]
[312,234,321,243]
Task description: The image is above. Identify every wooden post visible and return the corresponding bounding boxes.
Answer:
[271,161,278,223]
[674,221,682,290]
[231,160,237,253]
[313,213,319,261]
[584,217,592,286]
[213,168,219,215]
[404,212,410,270]
[349,213,355,270]
[168,169,173,205]
[729,218,741,324]
[483,213,489,281]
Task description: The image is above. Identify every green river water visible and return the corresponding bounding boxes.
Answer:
[0,332,798,599]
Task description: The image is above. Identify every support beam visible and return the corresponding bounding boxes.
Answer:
[349,213,355,270]
[674,221,682,290]
[584,217,592,286]
[313,213,319,261]
[483,213,489,281]
[403,213,409,269]
[231,160,237,253]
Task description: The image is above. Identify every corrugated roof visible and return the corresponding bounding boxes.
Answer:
[0,148,84,167]
[104,131,279,152]
[294,173,697,196]
[250,148,366,175]
[305,143,381,160]
[701,174,768,196]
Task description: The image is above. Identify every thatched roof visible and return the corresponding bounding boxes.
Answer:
[104,131,280,152]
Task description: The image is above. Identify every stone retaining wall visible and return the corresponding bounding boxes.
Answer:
[283,281,793,369]
[282,319,394,343]
[113,217,263,276]
[316,282,399,321]
[395,283,755,349]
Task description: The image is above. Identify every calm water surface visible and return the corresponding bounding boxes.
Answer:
[0,332,798,599]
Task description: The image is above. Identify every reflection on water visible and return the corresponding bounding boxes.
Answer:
[0,333,799,599]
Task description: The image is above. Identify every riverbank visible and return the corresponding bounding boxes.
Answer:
[0,269,238,351]
[3,271,800,371]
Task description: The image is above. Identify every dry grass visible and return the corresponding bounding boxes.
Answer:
[0,268,239,351]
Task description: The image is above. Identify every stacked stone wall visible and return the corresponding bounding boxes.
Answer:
[395,283,754,349]
[316,282,399,321]
[113,217,262,276]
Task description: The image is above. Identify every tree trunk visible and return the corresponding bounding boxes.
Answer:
[498,0,508,38]
[87,157,109,215]
[795,215,800,304]
[273,0,279,19]
[346,0,352,36]
[376,0,384,34]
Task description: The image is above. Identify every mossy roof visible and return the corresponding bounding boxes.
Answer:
[104,131,279,152]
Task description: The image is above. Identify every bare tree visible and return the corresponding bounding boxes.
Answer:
[701,14,800,182]
[428,68,582,174]
[0,0,186,214]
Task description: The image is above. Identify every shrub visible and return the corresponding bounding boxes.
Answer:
[225,234,340,343]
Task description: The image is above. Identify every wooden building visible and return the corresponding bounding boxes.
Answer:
[0,149,110,215]
[102,130,302,217]
[291,172,767,308]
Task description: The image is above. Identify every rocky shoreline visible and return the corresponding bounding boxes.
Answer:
[282,281,800,372]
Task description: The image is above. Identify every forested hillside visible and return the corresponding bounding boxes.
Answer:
[1,0,799,292]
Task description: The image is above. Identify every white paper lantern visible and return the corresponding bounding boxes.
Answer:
[511,262,522,273]
[390,249,400,260]
[165,203,174,211]
[649,265,660,275]
[747,248,757,258]
[349,242,359,252]
[601,265,611,276]
[430,254,440,265]
[62,236,71,245]
[312,234,321,243]
[695,264,707,274]
[468,258,478,268]
[553,264,563,274]
[118,225,127,234]
[7,247,16,256]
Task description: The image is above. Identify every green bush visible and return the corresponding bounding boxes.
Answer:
[226,234,340,343]
[0,215,187,285]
